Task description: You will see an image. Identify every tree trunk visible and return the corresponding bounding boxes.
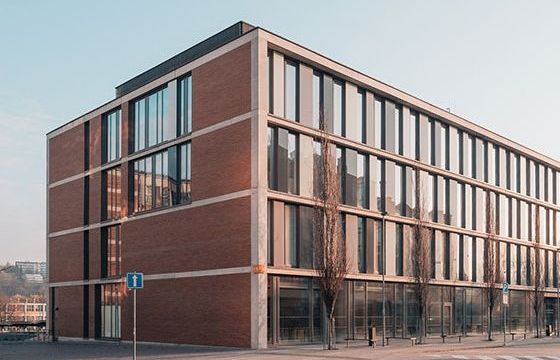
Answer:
[327,315,336,350]
[488,308,493,341]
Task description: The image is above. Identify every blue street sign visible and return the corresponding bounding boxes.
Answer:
[127,272,144,289]
[502,281,509,295]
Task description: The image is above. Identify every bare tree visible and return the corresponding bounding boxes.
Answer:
[411,168,432,344]
[312,128,347,350]
[529,208,545,338]
[483,192,501,341]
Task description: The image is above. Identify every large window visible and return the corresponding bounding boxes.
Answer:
[133,87,170,152]
[268,127,299,195]
[101,226,121,278]
[100,284,121,339]
[285,60,299,121]
[285,204,299,267]
[102,109,121,164]
[102,167,121,221]
[357,153,368,208]
[179,143,192,204]
[178,74,192,136]
[132,142,190,213]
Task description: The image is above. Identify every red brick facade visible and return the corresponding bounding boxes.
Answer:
[48,124,84,184]
[47,37,255,347]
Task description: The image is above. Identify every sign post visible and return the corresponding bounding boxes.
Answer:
[502,281,509,346]
[127,272,144,360]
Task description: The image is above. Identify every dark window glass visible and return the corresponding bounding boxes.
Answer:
[132,142,190,213]
[178,75,192,135]
[179,143,192,204]
[358,217,366,273]
[102,167,121,221]
[100,284,121,339]
[267,126,299,195]
[102,109,121,164]
[133,87,170,152]
[357,153,368,208]
[101,226,121,278]
[396,223,403,276]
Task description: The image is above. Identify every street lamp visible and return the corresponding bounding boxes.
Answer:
[381,210,387,347]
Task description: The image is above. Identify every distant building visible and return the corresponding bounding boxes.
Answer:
[15,261,46,279]
[3,295,46,323]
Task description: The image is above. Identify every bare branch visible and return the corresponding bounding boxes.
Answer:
[312,121,347,350]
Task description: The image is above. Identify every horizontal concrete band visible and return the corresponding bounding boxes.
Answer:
[49,266,252,288]
[48,189,253,238]
[49,111,254,189]
[267,267,560,295]
[269,190,560,253]
[268,115,560,214]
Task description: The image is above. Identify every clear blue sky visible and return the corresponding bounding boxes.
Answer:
[1,0,559,264]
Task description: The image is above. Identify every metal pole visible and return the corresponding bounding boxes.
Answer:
[133,288,137,360]
[381,212,387,346]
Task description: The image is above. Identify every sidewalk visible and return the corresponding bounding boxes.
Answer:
[259,335,560,360]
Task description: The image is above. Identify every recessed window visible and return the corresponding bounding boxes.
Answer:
[102,109,121,164]
[133,87,170,152]
[132,142,191,213]
[101,226,121,278]
[100,284,121,339]
[178,75,192,136]
[102,167,121,221]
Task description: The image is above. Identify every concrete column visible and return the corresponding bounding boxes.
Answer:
[298,135,314,198]
[449,233,458,281]
[323,75,334,133]
[369,155,378,212]
[433,121,442,168]
[519,155,526,195]
[345,82,359,142]
[449,126,458,173]
[462,132,470,177]
[402,106,411,159]
[167,79,178,141]
[487,143,495,185]
[365,92,375,147]
[449,179,458,226]
[434,230,444,280]
[385,160,396,215]
[385,101,396,153]
[419,114,430,163]
[271,51,284,117]
[272,201,285,266]
[299,64,313,127]
[437,176,446,223]
[403,224,412,276]
[346,214,358,274]
[385,221,396,276]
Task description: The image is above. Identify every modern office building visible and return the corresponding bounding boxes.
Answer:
[15,261,47,281]
[47,22,560,349]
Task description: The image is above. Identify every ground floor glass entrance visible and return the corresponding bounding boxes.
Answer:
[267,275,557,345]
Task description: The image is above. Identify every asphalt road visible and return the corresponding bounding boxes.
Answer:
[2,338,560,360]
